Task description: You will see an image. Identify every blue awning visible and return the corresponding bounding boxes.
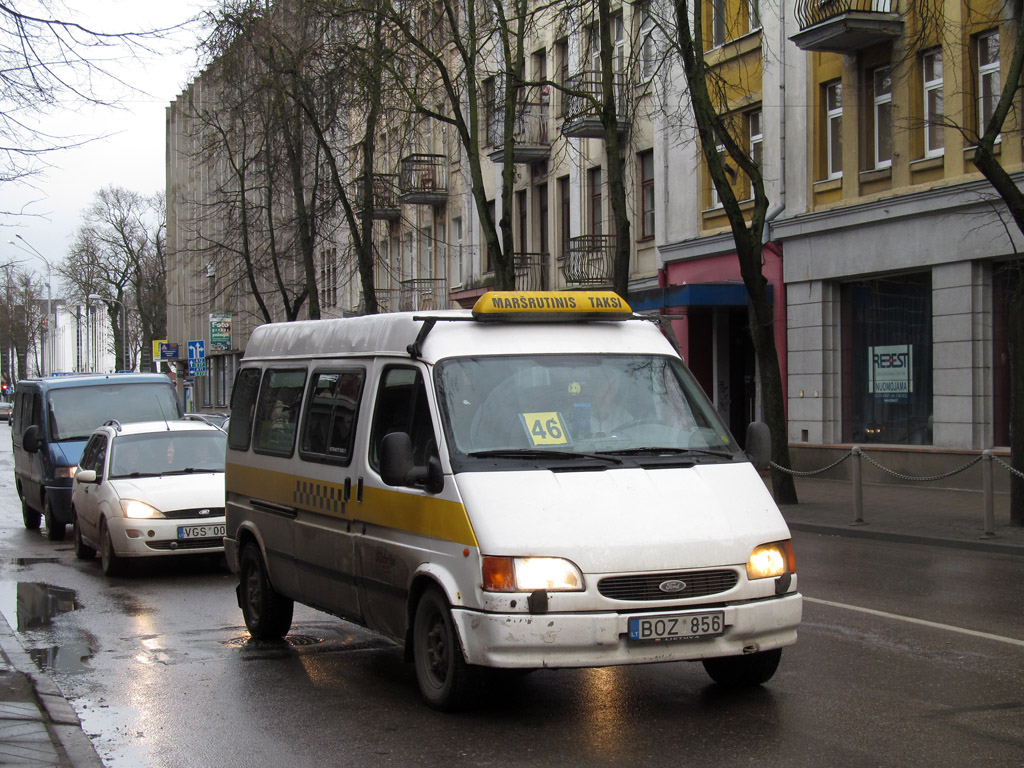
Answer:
[629,282,771,312]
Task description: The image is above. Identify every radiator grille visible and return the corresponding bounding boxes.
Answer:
[597,570,738,601]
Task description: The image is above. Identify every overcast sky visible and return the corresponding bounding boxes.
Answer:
[0,0,215,296]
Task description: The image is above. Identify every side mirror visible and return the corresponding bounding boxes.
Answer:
[76,469,98,484]
[22,424,40,453]
[380,432,444,494]
[745,421,771,471]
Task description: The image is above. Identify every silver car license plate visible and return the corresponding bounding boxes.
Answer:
[178,524,226,540]
[628,611,725,642]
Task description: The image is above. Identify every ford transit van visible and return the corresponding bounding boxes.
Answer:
[224,291,802,710]
[12,373,181,540]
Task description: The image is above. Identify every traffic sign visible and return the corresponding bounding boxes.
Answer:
[188,340,206,360]
[188,358,207,377]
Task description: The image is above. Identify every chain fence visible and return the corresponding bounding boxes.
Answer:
[770,446,1021,537]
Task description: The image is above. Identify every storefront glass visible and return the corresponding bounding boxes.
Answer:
[841,273,933,444]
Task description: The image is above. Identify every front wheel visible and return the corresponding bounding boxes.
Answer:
[43,498,66,541]
[99,519,126,577]
[412,587,480,711]
[239,543,293,640]
[702,648,782,687]
[21,495,41,530]
[73,510,96,560]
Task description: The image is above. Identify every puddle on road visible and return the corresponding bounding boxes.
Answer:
[223,630,394,661]
[0,581,95,676]
[7,557,60,566]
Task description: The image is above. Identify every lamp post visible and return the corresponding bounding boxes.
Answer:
[9,235,52,376]
[88,294,129,372]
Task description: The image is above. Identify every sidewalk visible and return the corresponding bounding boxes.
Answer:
[776,476,1024,556]
[0,479,1020,768]
[0,609,103,767]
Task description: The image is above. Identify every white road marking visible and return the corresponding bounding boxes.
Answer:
[805,596,1024,648]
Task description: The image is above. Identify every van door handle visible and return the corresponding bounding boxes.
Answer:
[356,478,363,502]
[344,477,351,501]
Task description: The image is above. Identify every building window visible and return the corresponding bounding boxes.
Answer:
[749,109,763,171]
[482,77,496,148]
[923,49,944,157]
[639,2,656,79]
[423,226,433,279]
[872,66,892,169]
[977,30,1000,137]
[639,151,655,240]
[748,0,761,32]
[841,273,933,445]
[712,0,726,47]
[613,12,625,79]
[320,248,337,308]
[558,175,570,260]
[825,81,842,179]
[451,216,464,285]
[709,143,726,207]
[589,167,602,235]
[555,37,569,117]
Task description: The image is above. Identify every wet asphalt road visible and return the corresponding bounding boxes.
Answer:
[0,427,1022,767]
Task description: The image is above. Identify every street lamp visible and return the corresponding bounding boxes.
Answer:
[88,294,130,372]
[9,235,53,376]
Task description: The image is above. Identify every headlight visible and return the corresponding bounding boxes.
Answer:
[120,500,164,519]
[482,556,584,592]
[746,541,795,580]
[55,466,77,480]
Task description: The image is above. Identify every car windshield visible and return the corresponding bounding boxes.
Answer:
[47,383,180,441]
[435,354,741,461]
[109,431,227,478]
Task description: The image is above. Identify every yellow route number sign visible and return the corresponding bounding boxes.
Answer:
[521,412,569,446]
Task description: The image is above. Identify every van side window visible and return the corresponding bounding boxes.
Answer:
[369,367,437,470]
[228,368,262,451]
[299,370,364,465]
[31,394,43,430]
[252,368,307,457]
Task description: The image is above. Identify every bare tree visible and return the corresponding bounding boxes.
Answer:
[669,2,797,503]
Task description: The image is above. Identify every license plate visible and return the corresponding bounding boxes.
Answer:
[628,611,725,642]
[178,524,226,540]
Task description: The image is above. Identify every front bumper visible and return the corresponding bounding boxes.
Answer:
[451,592,802,668]
[107,517,225,559]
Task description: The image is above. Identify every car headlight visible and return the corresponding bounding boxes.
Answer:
[55,466,77,480]
[746,540,795,580]
[120,500,164,519]
[482,556,584,592]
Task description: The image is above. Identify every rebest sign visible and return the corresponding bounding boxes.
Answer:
[869,345,912,397]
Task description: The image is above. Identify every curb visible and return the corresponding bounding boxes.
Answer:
[787,521,1024,557]
[0,610,104,768]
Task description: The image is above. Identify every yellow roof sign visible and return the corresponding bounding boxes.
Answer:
[472,291,632,321]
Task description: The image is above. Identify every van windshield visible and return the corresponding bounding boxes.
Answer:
[47,383,181,441]
[435,354,742,461]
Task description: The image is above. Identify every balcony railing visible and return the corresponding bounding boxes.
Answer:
[488,97,552,163]
[400,278,448,311]
[514,252,549,291]
[561,71,629,139]
[398,154,448,205]
[353,174,400,220]
[791,0,902,53]
[373,288,401,314]
[561,235,616,287]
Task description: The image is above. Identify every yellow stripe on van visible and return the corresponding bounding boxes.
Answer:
[226,463,478,548]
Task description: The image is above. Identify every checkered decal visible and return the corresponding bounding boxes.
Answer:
[293,480,347,516]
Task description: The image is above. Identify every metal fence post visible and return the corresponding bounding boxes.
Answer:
[981,450,996,539]
[851,446,865,525]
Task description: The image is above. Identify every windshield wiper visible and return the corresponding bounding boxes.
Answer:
[467,449,622,464]
[598,447,735,459]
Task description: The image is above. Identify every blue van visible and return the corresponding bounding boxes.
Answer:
[12,374,182,540]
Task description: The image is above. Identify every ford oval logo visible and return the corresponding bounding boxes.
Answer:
[659,579,686,593]
[198,509,211,517]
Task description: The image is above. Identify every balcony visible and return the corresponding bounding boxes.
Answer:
[514,252,549,291]
[353,174,399,220]
[487,97,552,163]
[400,278,448,311]
[398,154,448,205]
[561,235,615,287]
[791,0,903,53]
[373,288,401,313]
[561,71,629,139]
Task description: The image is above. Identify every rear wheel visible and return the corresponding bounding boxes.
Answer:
[239,543,293,640]
[99,519,125,577]
[20,495,41,530]
[73,510,96,560]
[412,587,480,711]
[43,497,66,541]
[702,649,782,687]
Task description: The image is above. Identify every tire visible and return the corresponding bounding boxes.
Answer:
[412,587,479,712]
[73,510,96,560]
[43,497,66,541]
[99,519,125,577]
[21,496,41,530]
[702,648,783,688]
[239,543,293,640]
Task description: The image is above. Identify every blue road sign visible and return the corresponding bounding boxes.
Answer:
[188,340,206,360]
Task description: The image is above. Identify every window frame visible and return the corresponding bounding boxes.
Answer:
[825,80,843,180]
[872,66,893,170]
[251,367,308,458]
[977,29,1000,138]
[639,150,655,240]
[298,368,365,466]
[922,48,944,158]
